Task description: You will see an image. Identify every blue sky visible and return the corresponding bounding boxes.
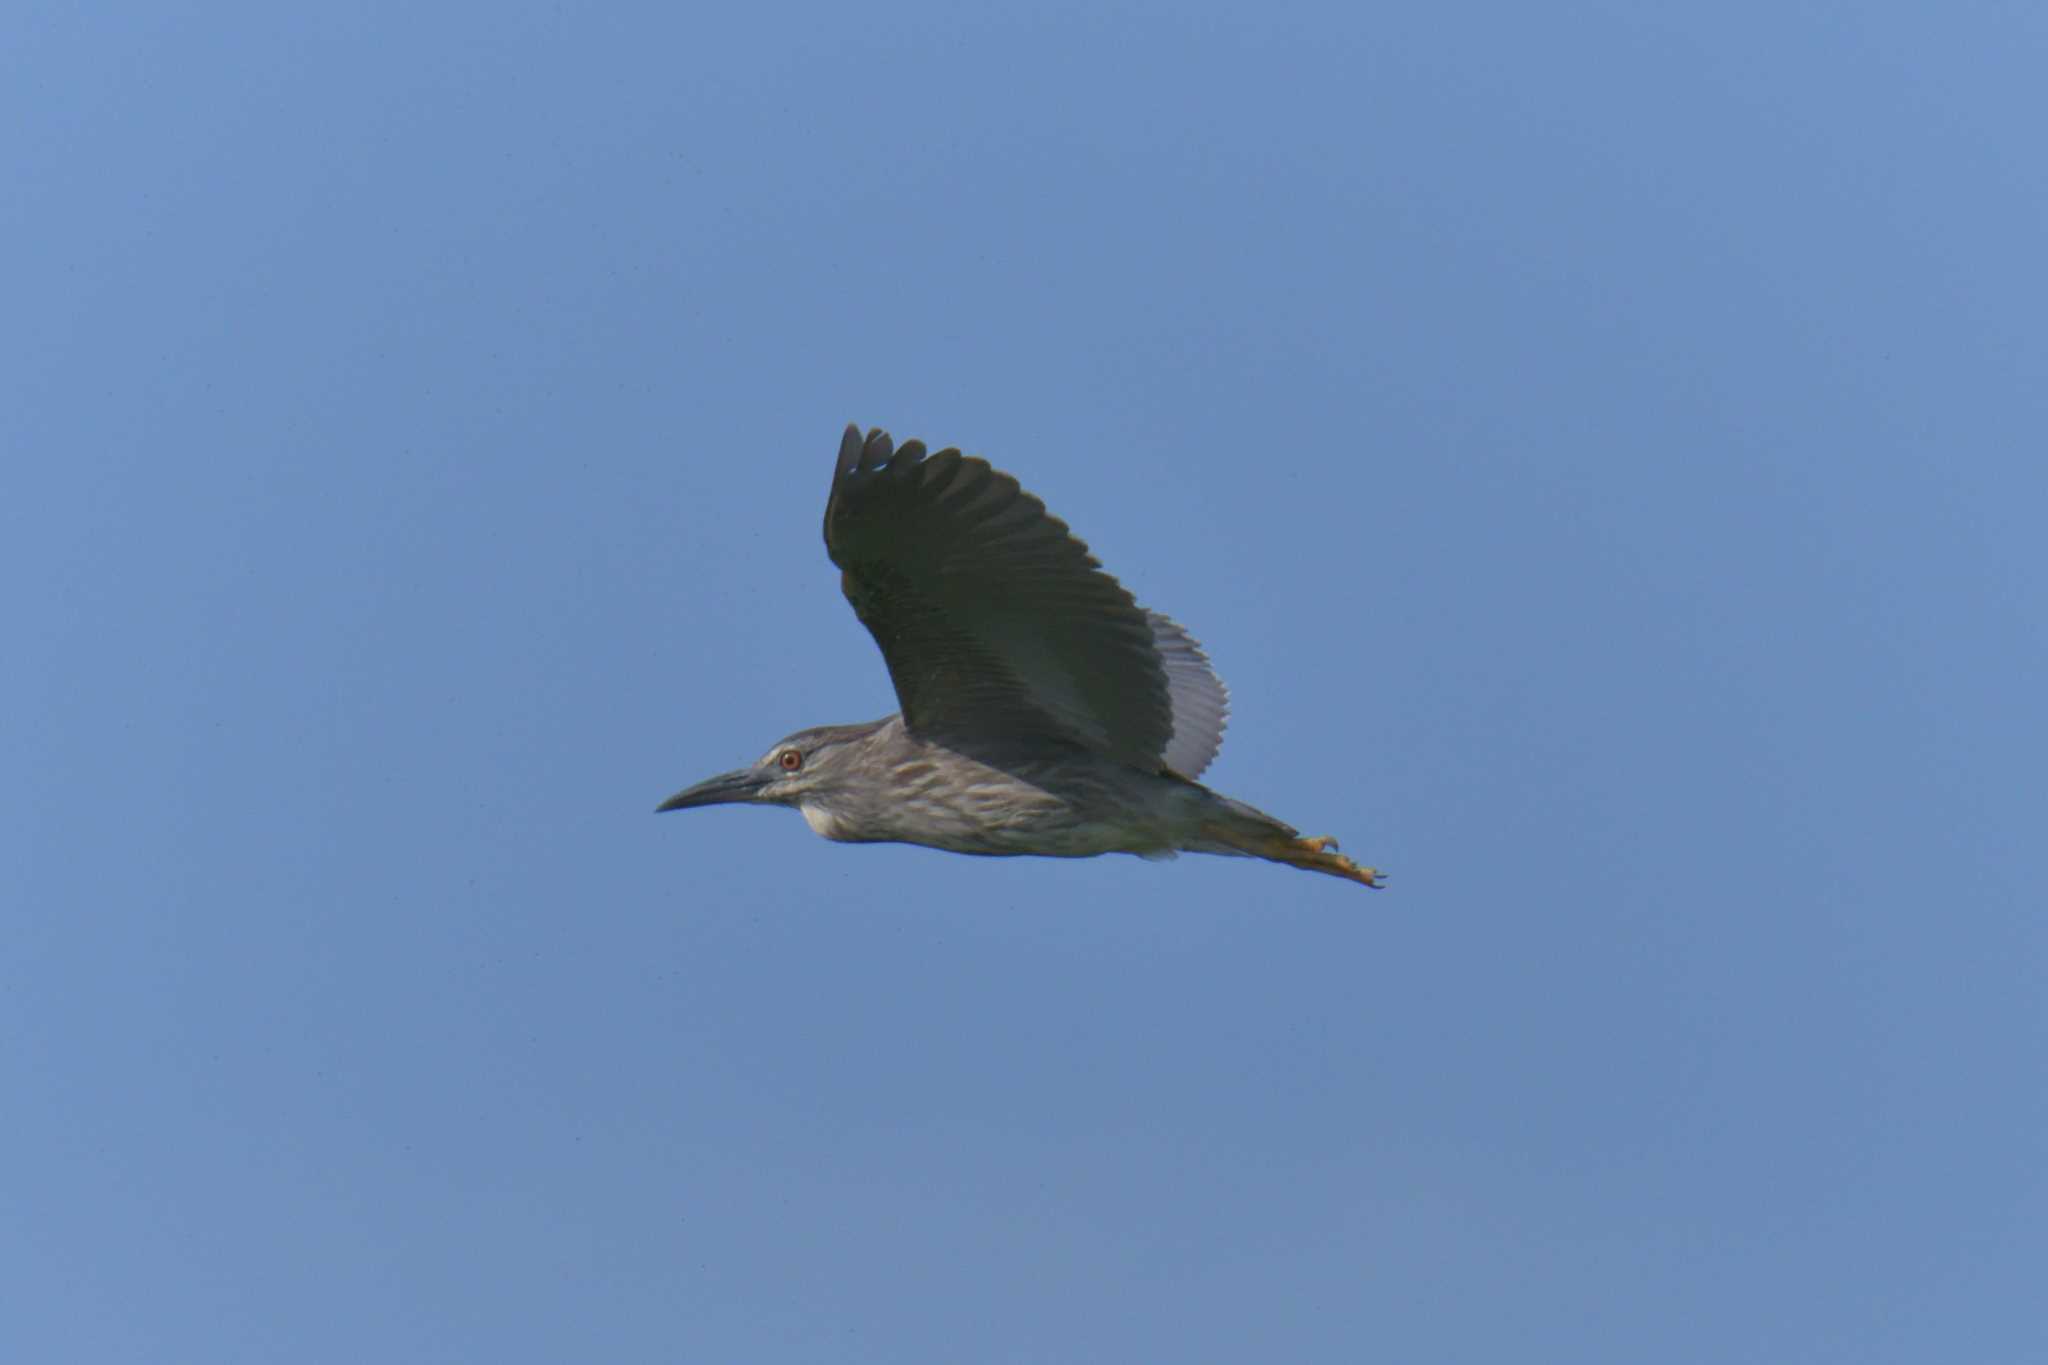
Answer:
[6,2,2044,1360]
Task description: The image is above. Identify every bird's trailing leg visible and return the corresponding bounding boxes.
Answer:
[1275,834,1384,889]
[1195,821,1385,889]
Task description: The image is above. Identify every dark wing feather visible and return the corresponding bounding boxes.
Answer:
[824,424,1181,771]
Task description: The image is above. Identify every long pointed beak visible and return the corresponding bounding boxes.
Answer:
[655,768,771,813]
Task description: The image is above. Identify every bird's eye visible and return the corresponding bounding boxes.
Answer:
[779,749,803,772]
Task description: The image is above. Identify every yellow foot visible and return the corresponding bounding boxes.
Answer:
[1290,835,1385,889]
[1196,823,1386,890]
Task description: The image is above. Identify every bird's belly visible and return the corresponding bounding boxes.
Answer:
[865,785,1169,858]
[910,820,1145,858]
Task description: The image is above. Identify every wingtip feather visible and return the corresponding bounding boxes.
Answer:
[860,428,895,471]
[837,424,867,473]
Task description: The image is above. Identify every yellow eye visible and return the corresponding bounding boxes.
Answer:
[779,749,803,772]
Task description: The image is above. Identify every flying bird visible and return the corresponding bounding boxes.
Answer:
[657,425,1383,888]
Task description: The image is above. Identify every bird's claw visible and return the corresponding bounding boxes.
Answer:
[1296,835,1384,889]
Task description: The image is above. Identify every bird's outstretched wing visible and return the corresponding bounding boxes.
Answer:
[824,425,1228,777]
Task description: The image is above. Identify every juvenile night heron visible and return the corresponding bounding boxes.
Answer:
[657,425,1383,889]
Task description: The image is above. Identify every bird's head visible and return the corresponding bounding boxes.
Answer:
[655,721,886,828]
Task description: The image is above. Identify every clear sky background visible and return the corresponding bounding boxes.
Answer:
[6,3,2044,1361]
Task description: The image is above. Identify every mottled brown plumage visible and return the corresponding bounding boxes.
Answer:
[657,425,1381,889]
